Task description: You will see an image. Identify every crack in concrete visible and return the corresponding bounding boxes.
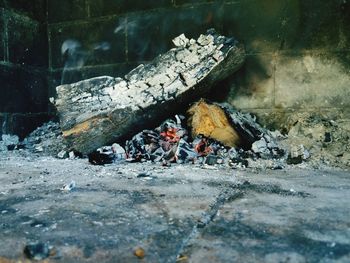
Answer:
[174,180,312,261]
[174,188,244,261]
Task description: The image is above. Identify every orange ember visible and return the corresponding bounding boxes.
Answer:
[160,128,181,142]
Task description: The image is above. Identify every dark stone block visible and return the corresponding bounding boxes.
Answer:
[222,0,350,53]
[3,0,47,22]
[222,1,299,53]
[0,65,48,113]
[127,3,224,62]
[10,113,51,139]
[49,18,126,69]
[88,0,172,18]
[48,0,87,23]
[7,11,48,67]
[292,0,350,50]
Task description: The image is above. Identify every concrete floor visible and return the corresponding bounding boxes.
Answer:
[0,154,349,263]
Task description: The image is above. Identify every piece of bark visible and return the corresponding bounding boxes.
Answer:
[54,29,245,154]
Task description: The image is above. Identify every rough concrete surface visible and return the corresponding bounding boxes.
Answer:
[0,152,349,263]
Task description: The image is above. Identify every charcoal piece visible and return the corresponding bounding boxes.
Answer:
[175,139,197,163]
[9,143,26,151]
[227,148,238,159]
[126,116,189,162]
[193,136,212,156]
[126,130,161,162]
[287,144,310,165]
[251,137,271,158]
[324,132,332,143]
[222,105,285,159]
[287,156,303,165]
[57,150,68,159]
[137,172,151,178]
[88,150,115,165]
[7,144,17,151]
[252,138,268,153]
[205,154,220,165]
[88,144,125,165]
[220,104,267,148]
[229,157,249,168]
[24,242,51,260]
[54,29,245,154]
[150,147,166,162]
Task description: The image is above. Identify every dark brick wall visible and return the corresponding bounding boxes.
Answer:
[0,0,49,138]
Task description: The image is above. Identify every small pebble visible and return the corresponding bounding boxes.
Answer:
[134,247,145,259]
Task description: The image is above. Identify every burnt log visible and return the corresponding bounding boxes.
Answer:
[54,29,245,154]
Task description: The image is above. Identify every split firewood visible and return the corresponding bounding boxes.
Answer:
[54,29,245,154]
[187,99,285,158]
[187,99,241,148]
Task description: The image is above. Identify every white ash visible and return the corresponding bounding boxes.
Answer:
[22,121,68,156]
[0,134,20,151]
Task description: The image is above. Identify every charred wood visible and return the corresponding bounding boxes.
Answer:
[54,29,245,154]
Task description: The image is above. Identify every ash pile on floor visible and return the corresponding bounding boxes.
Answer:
[282,112,350,169]
[0,121,68,158]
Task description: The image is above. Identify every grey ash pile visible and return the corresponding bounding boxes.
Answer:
[0,121,67,158]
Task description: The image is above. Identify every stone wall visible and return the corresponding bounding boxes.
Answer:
[47,0,350,130]
[0,0,49,138]
[223,0,350,130]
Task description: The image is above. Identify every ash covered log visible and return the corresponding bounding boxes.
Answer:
[54,29,245,154]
